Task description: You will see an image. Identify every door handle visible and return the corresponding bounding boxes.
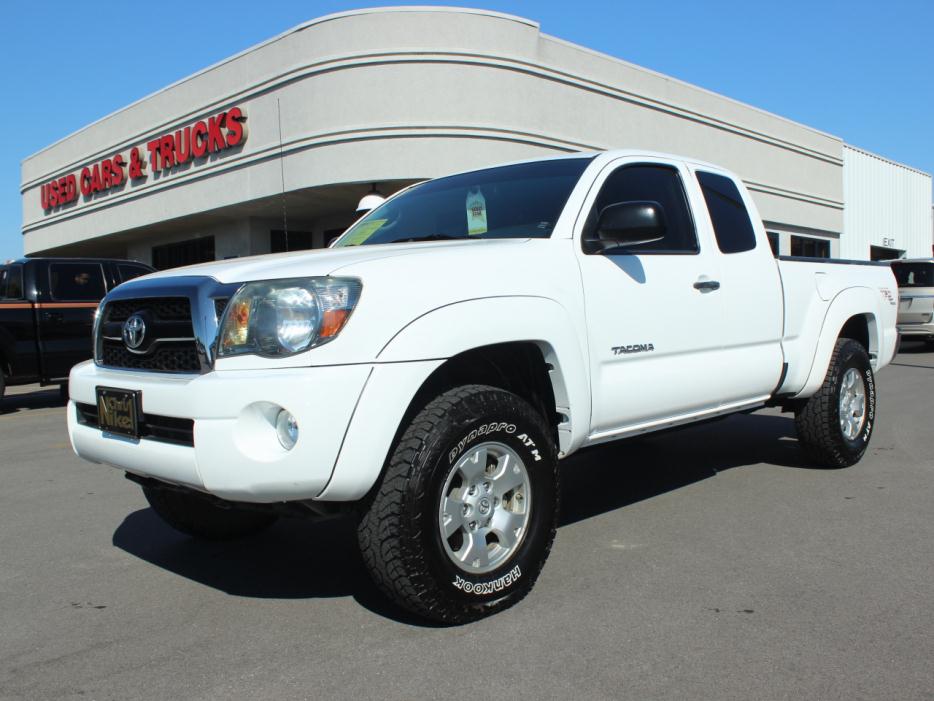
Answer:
[693,279,721,292]
[43,311,65,323]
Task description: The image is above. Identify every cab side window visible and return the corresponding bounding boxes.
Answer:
[118,264,151,283]
[697,171,757,254]
[584,164,698,253]
[49,263,106,301]
[0,265,24,299]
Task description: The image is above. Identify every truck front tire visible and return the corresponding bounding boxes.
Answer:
[794,338,876,468]
[142,485,278,541]
[357,384,559,624]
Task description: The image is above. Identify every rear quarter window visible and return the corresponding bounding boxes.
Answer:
[117,264,152,283]
[892,263,934,287]
[697,171,757,254]
[49,262,106,301]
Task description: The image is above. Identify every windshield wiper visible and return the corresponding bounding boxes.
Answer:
[389,234,464,244]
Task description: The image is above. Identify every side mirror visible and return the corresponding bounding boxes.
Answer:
[586,200,667,253]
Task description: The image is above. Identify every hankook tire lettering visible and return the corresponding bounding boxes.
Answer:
[453,565,522,595]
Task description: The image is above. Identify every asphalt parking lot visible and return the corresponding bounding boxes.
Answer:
[1,345,933,701]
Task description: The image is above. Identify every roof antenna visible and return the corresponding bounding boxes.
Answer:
[276,98,289,251]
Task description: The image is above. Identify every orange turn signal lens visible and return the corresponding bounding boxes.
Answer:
[223,299,251,348]
[320,308,350,338]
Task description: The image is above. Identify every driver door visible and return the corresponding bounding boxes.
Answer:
[574,157,727,439]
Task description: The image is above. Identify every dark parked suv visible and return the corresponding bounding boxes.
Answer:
[0,257,154,403]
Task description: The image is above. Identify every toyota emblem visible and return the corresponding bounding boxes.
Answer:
[122,314,146,350]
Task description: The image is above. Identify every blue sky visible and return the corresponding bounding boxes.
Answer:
[2,0,931,261]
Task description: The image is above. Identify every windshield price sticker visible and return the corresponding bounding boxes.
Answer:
[343,219,387,246]
[466,189,487,235]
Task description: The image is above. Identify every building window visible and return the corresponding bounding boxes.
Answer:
[869,246,904,261]
[790,235,830,259]
[766,232,779,257]
[270,230,313,253]
[152,236,215,270]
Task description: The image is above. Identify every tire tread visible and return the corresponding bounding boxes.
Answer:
[357,384,557,623]
[794,338,872,468]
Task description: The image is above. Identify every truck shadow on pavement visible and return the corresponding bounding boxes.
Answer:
[890,341,934,370]
[112,411,807,625]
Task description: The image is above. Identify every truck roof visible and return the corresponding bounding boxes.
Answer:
[439,149,739,182]
[3,257,151,266]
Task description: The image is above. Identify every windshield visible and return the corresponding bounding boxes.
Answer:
[892,262,934,288]
[335,157,593,247]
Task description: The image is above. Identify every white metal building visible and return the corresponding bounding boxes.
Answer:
[841,146,932,260]
[19,7,932,267]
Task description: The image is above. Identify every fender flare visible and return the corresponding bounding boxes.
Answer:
[793,286,880,399]
[317,296,591,501]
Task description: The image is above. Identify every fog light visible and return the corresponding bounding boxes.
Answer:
[275,410,299,450]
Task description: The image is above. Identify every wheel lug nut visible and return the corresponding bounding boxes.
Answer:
[469,521,477,531]
[462,504,470,516]
[483,481,491,492]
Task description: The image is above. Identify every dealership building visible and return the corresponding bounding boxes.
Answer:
[21,7,933,267]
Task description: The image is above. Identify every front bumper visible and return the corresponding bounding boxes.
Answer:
[67,360,372,502]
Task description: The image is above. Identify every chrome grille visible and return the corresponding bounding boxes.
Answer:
[94,276,241,375]
[214,297,229,321]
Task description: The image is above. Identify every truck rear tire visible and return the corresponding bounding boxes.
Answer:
[142,485,277,541]
[794,338,876,468]
[357,384,559,624]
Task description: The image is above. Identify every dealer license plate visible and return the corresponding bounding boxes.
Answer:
[96,387,141,439]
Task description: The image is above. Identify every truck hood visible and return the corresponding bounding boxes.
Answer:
[142,239,528,284]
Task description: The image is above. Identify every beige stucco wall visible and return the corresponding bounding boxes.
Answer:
[21,7,845,256]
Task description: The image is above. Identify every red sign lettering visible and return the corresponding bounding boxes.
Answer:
[40,107,247,211]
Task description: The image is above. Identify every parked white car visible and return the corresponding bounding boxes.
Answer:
[891,259,934,343]
[68,150,898,622]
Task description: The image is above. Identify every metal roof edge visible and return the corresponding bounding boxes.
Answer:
[22,6,538,165]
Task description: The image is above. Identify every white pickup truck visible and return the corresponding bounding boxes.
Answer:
[68,150,898,623]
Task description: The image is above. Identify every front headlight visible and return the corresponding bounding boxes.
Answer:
[218,277,362,358]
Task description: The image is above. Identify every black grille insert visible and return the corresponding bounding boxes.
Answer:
[102,340,200,373]
[107,297,192,322]
[75,402,194,447]
[99,297,201,373]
